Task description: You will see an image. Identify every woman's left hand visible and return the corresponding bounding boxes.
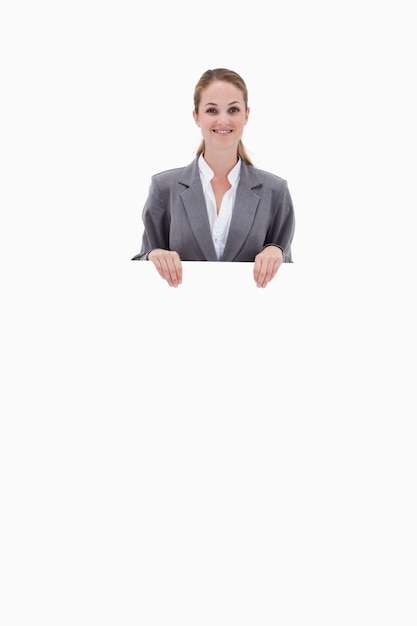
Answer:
[253,246,283,288]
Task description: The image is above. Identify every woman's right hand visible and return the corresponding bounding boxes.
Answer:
[148,249,183,287]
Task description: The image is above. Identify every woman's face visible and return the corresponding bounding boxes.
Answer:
[193,80,249,153]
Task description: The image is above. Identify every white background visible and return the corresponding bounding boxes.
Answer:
[1,1,416,624]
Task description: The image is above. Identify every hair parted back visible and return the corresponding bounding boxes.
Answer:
[193,68,254,166]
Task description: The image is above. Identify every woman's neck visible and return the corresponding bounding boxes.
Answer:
[202,150,239,179]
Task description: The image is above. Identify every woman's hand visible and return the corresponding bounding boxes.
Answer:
[254,246,283,288]
[148,249,183,287]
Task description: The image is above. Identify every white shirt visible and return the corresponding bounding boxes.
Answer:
[198,154,241,260]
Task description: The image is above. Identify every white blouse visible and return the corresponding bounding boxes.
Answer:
[197,154,241,260]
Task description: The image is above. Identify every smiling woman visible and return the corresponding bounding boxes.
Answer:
[131,68,296,288]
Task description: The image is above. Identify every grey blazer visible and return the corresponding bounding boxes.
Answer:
[132,158,295,262]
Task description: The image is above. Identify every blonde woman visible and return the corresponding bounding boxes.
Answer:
[132,68,295,288]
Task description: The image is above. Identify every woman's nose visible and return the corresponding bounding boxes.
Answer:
[218,111,230,124]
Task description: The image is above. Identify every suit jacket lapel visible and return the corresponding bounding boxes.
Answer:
[178,160,218,261]
[222,162,262,261]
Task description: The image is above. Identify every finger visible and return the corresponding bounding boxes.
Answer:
[253,257,262,283]
[159,258,176,286]
[162,254,182,287]
[267,258,280,282]
[151,258,164,279]
[254,258,279,288]
[254,258,268,288]
[165,254,182,287]
[172,254,182,285]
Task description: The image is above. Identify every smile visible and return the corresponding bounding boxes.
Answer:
[212,129,232,134]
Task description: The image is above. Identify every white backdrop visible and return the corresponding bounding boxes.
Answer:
[2,1,417,624]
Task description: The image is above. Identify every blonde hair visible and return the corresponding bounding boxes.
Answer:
[193,68,254,166]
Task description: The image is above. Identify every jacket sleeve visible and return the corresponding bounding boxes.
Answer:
[131,177,170,261]
[264,180,295,263]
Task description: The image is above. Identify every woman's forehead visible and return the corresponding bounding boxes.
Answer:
[200,80,245,103]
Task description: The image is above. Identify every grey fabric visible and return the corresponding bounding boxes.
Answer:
[132,158,295,262]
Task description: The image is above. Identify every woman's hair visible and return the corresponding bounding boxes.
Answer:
[193,68,254,165]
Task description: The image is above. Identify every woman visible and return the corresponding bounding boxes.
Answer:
[132,68,295,288]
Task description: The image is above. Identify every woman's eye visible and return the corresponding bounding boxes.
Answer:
[205,107,240,114]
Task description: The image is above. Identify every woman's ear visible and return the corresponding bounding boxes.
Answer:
[193,110,200,126]
[244,107,250,125]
